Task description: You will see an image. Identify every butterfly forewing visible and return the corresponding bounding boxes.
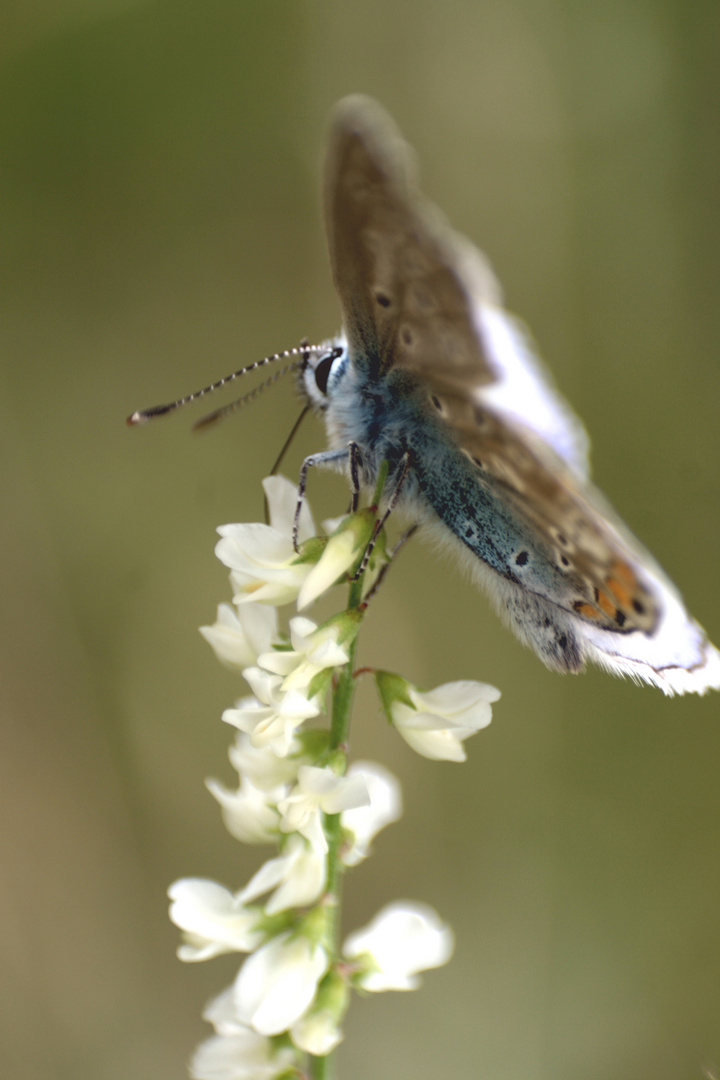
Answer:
[326,97,662,636]
[325,96,500,391]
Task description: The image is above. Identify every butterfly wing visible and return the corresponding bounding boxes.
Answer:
[325,95,589,479]
[324,96,720,694]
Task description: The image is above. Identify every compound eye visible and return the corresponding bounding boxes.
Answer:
[314,354,334,395]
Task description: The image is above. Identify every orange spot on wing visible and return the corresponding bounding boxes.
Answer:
[575,602,606,622]
[605,576,632,609]
[609,559,636,590]
[596,589,617,617]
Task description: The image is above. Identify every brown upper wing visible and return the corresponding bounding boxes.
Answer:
[324,95,500,391]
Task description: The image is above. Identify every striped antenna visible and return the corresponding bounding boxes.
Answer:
[126,344,324,426]
[193,360,301,432]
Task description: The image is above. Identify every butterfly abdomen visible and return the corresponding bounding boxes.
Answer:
[411,428,586,672]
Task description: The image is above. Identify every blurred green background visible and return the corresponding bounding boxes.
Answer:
[2,3,719,1079]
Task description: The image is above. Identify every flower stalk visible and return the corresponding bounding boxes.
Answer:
[170,473,499,1079]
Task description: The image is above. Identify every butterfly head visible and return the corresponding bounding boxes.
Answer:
[299,338,348,411]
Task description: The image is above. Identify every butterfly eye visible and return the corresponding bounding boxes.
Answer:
[313,354,335,396]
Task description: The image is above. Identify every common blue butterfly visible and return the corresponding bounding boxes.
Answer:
[297,96,720,696]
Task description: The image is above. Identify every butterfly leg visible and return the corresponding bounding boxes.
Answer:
[354,451,412,578]
[348,441,362,513]
[363,524,419,603]
[294,447,351,550]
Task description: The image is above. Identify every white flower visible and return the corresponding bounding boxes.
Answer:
[289,970,348,1056]
[297,529,356,612]
[194,989,298,1076]
[215,476,316,606]
[200,603,278,671]
[202,985,246,1035]
[237,834,326,914]
[233,931,329,1036]
[223,670,321,757]
[340,761,402,866]
[257,615,351,694]
[343,901,454,991]
[378,674,500,761]
[290,1007,343,1057]
[191,990,297,1079]
[227,732,300,792]
[168,879,263,961]
[190,1031,295,1080]
[297,510,375,611]
[277,765,370,853]
[205,775,280,845]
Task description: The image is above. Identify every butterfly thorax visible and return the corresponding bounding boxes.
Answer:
[301,337,419,491]
[303,337,565,582]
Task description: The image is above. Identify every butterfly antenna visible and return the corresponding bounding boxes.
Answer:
[192,361,302,433]
[262,404,312,525]
[268,404,311,476]
[126,344,325,426]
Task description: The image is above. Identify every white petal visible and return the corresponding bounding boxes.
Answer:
[200,604,278,671]
[296,765,370,814]
[289,617,349,669]
[255,649,302,677]
[297,529,357,610]
[278,768,370,854]
[264,850,326,914]
[291,1009,343,1056]
[228,734,300,792]
[341,762,402,866]
[391,705,469,761]
[234,932,328,1035]
[231,571,311,608]
[216,523,291,571]
[203,986,245,1035]
[409,680,500,725]
[215,521,312,607]
[223,678,320,757]
[390,678,499,762]
[168,879,262,960]
[288,616,318,642]
[277,796,327,853]
[263,475,315,543]
[237,835,326,914]
[206,778,279,844]
[241,669,319,720]
[344,901,454,992]
[190,1028,295,1080]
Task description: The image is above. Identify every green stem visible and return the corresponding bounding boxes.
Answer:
[308,464,391,1080]
[308,578,363,1080]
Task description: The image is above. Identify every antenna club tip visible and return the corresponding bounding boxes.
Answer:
[126,411,147,426]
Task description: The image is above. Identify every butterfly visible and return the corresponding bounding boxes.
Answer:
[297,95,720,696]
